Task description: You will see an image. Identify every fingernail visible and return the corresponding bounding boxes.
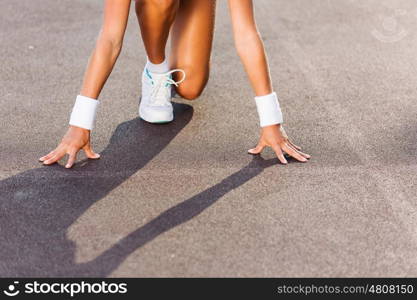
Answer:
[65,164,71,168]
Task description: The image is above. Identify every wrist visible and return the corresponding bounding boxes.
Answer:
[69,125,90,132]
[262,123,281,130]
[69,95,99,130]
[254,92,283,127]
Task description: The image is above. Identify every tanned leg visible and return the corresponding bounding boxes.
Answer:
[170,0,216,100]
[135,0,180,64]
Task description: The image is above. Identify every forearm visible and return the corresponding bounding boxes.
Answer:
[80,37,123,99]
[79,0,130,99]
[235,32,272,96]
[228,0,272,96]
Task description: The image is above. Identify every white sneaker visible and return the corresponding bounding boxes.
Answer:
[139,68,186,123]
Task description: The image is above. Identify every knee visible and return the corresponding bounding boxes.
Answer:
[175,77,209,101]
[176,84,204,101]
[173,66,209,100]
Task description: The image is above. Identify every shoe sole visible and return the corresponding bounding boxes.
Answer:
[140,117,173,124]
[139,107,174,124]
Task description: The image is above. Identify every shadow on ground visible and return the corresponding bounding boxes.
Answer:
[0,103,277,277]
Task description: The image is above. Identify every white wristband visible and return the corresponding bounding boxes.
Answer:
[69,95,99,130]
[254,92,283,127]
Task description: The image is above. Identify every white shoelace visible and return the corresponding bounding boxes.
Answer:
[150,69,186,106]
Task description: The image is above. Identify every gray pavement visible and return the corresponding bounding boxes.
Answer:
[0,0,416,277]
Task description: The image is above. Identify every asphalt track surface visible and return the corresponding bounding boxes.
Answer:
[1,0,416,277]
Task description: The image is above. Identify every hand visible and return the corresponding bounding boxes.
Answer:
[39,126,100,168]
[248,124,310,164]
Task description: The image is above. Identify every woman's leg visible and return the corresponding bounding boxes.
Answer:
[170,0,216,100]
[135,0,179,64]
[136,0,216,100]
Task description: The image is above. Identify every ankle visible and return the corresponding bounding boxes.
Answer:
[146,57,170,74]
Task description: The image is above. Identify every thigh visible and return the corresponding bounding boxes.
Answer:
[170,0,216,99]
